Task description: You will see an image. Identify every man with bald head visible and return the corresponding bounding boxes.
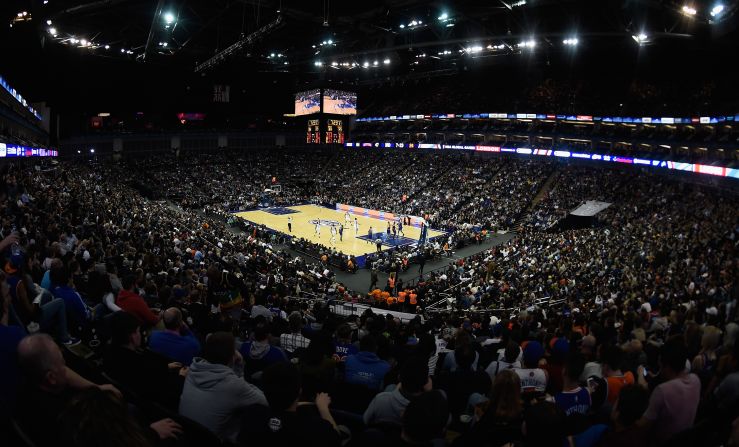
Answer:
[15,333,121,446]
[149,307,201,366]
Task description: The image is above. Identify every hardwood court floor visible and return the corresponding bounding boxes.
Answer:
[233,204,445,257]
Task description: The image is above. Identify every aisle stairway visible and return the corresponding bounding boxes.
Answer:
[512,168,560,233]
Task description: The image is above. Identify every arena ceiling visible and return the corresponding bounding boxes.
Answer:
[1,0,738,113]
[4,0,738,74]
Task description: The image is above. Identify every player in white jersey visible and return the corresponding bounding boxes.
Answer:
[330,225,337,244]
[315,222,321,237]
[345,212,351,227]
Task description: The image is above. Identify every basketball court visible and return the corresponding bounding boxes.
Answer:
[233,204,446,257]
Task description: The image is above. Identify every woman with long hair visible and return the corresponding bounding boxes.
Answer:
[454,369,524,447]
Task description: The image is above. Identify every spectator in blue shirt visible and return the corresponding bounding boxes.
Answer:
[345,335,391,390]
[555,353,591,416]
[149,307,201,366]
[50,265,90,328]
[0,273,26,415]
[240,324,288,379]
[333,323,358,362]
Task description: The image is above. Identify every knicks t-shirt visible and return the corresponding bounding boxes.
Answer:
[606,372,635,404]
[333,341,358,362]
[555,387,591,416]
[514,368,547,394]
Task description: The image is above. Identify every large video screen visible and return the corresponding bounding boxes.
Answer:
[323,89,357,115]
[294,89,321,116]
[322,89,357,115]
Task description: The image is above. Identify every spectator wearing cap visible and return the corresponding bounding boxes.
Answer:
[513,341,548,396]
[637,337,701,445]
[436,343,491,422]
[115,274,160,328]
[545,337,570,394]
[345,335,391,391]
[280,312,310,354]
[148,307,201,366]
[579,335,601,381]
[455,370,523,447]
[602,345,635,406]
[364,356,432,427]
[240,324,288,379]
[179,332,267,443]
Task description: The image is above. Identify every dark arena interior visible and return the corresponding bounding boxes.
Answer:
[2,0,739,446]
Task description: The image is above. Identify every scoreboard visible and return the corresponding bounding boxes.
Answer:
[325,119,344,144]
[307,119,321,144]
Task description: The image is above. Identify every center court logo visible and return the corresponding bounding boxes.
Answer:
[309,219,342,227]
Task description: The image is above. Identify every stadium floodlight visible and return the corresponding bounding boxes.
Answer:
[362,61,369,68]
[163,12,175,24]
[519,40,536,48]
[327,39,333,44]
[270,53,275,57]
[632,33,648,44]
[399,24,405,29]
[46,20,52,25]
[465,45,483,53]
[410,20,418,26]
[105,45,110,49]
[120,48,125,53]
[48,27,56,35]
[682,5,697,15]
[90,148,95,153]
[314,61,323,66]
[331,61,338,66]
[563,37,579,45]
[711,4,724,16]
[80,39,87,46]
[373,60,379,66]
[383,58,390,64]
[77,150,81,154]
[438,13,449,21]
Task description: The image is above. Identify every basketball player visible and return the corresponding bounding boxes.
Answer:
[287,216,292,233]
[339,225,344,241]
[398,218,404,236]
[315,221,321,237]
[330,225,337,245]
[367,226,373,244]
[345,211,351,227]
[354,217,359,234]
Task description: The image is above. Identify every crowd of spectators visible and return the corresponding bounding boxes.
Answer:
[1,146,738,447]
